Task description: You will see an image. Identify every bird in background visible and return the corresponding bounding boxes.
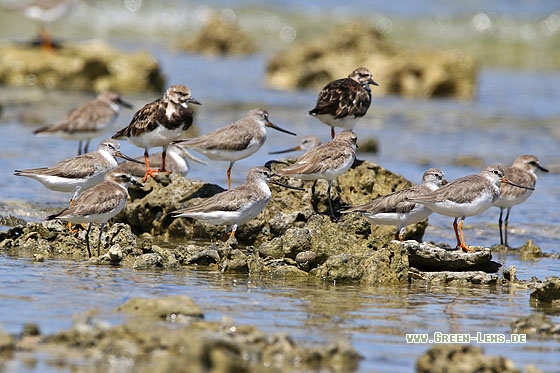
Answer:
[309,67,378,139]
[46,169,142,257]
[276,130,357,219]
[3,0,76,50]
[173,108,296,189]
[112,84,201,181]
[34,91,133,155]
[406,165,534,252]
[341,168,447,241]
[14,138,141,203]
[268,135,322,155]
[493,155,549,247]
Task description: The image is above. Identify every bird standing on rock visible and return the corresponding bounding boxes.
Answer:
[112,84,201,181]
[406,165,534,252]
[46,169,142,258]
[276,130,357,219]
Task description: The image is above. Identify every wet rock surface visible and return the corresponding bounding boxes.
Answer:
[511,313,560,338]
[406,241,501,272]
[0,40,164,93]
[530,276,560,303]
[7,296,361,372]
[265,21,477,100]
[416,344,520,373]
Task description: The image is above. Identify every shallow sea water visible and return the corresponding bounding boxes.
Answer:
[1,1,560,372]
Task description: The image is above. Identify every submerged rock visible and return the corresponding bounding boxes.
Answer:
[0,40,165,93]
[116,295,204,321]
[511,314,560,337]
[8,296,360,372]
[416,344,520,373]
[266,21,477,100]
[409,268,499,286]
[530,276,560,303]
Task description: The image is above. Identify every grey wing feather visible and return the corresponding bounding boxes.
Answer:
[49,183,127,218]
[174,185,254,215]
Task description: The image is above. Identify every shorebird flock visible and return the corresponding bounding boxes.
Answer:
[13,67,548,257]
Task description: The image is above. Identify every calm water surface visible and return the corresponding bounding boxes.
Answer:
[1,1,560,372]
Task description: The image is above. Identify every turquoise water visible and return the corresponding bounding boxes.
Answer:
[1,1,560,372]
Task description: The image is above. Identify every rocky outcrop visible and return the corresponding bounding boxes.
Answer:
[265,22,477,100]
[530,276,560,303]
[0,40,165,93]
[1,160,506,286]
[176,14,257,56]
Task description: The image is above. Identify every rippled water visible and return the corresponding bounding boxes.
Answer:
[1,1,560,372]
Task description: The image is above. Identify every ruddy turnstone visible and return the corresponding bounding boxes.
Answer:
[46,169,141,257]
[112,84,201,181]
[309,67,378,139]
[34,91,133,155]
[342,168,447,241]
[14,138,141,203]
[493,155,549,247]
[172,166,279,240]
[276,130,357,218]
[268,135,322,155]
[406,165,534,252]
[173,108,296,189]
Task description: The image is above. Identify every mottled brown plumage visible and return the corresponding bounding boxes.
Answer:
[112,84,201,180]
[309,67,378,139]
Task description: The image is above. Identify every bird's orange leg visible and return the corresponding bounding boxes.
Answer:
[452,218,461,248]
[142,150,159,181]
[226,161,234,189]
[40,26,54,51]
[331,127,336,140]
[456,218,475,252]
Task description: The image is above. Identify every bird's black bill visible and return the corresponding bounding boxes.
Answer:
[268,146,301,155]
[117,98,134,109]
[115,151,145,164]
[502,178,535,191]
[264,159,290,170]
[267,122,297,136]
[271,179,305,191]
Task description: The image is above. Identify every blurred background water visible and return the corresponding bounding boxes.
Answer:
[1,1,560,372]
